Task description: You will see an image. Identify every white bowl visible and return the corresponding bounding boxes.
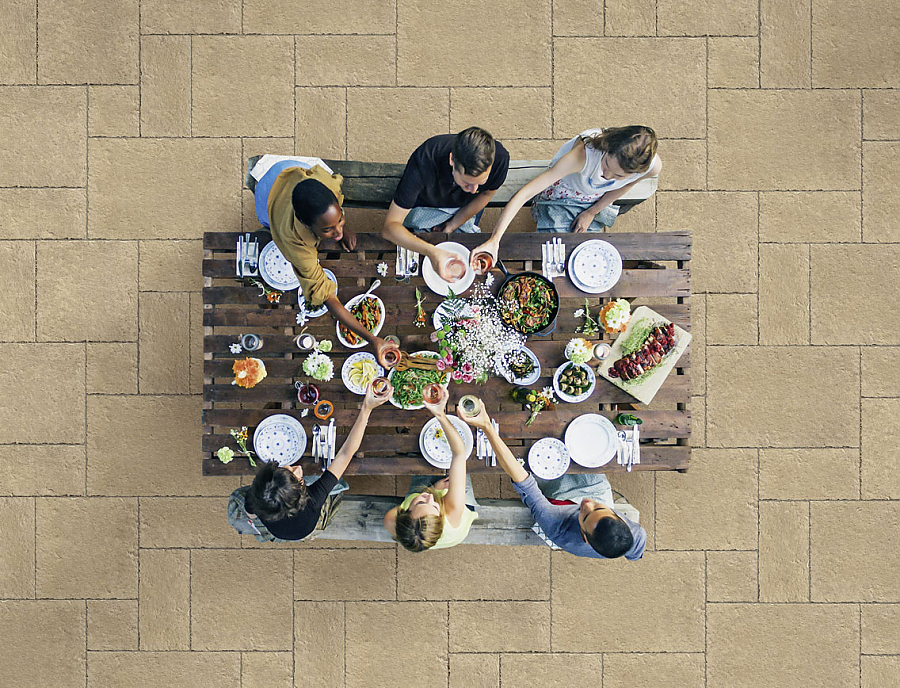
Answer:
[335,293,385,349]
[552,361,596,403]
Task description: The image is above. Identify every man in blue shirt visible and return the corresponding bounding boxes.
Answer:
[457,399,646,560]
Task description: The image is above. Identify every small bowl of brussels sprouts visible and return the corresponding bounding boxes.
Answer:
[552,361,596,403]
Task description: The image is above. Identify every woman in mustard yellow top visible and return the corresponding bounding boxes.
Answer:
[383,388,478,551]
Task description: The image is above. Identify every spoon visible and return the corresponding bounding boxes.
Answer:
[363,279,381,297]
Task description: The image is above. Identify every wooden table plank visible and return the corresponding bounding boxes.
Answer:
[204,230,692,262]
[202,444,691,476]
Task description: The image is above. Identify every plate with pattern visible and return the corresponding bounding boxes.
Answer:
[418,415,474,469]
[259,241,301,291]
[528,437,571,480]
[252,414,307,466]
[297,268,338,318]
[567,240,622,294]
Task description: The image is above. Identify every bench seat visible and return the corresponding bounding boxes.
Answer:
[313,495,640,546]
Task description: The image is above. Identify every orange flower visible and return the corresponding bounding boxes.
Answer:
[233,357,268,388]
[267,292,280,303]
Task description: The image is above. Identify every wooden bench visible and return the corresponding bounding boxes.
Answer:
[245,156,658,210]
[312,495,641,546]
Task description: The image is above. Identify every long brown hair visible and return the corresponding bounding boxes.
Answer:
[582,126,658,174]
[393,487,446,552]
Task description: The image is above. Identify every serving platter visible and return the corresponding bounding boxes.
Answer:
[596,305,691,405]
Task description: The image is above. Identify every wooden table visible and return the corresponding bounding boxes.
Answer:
[202,231,692,476]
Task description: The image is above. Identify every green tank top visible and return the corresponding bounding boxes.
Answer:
[398,488,478,549]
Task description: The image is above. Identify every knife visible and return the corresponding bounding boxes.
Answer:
[632,422,640,467]
[327,418,336,468]
[491,419,499,467]
[236,235,244,277]
[395,246,405,279]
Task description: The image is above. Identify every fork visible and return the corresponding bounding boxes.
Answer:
[245,238,259,276]
[554,237,566,277]
[541,243,551,281]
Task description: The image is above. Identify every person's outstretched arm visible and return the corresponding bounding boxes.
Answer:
[468,145,585,269]
[423,389,468,527]
[327,380,393,480]
[324,294,397,367]
[456,399,570,542]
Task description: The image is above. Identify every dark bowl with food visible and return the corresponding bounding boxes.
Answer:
[496,261,559,336]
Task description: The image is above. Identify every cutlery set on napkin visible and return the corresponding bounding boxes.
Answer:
[475,419,500,467]
[236,233,260,278]
[541,238,566,282]
[395,246,420,281]
[616,424,641,472]
[312,419,336,468]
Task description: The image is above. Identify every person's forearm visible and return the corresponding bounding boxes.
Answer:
[483,425,528,482]
[330,407,372,479]
[382,219,437,256]
[446,192,493,231]
[326,296,377,346]
[487,186,532,244]
[436,413,466,458]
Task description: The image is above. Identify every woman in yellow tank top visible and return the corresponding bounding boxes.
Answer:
[383,387,478,551]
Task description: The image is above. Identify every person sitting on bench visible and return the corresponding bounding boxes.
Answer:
[471,126,661,270]
[381,127,510,282]
[243,380,393,541]
[383,387,479,551]
[458,397,646,560]
[250,155,398,367]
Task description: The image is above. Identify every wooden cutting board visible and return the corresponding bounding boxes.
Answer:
[596,306,691,405]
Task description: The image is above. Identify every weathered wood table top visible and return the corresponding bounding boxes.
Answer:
[202,231,692,476]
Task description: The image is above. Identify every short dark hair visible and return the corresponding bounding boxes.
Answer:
[452,127,496,176]
[585,514,634,558]
[245,461,308,522]
[291,178,339,227]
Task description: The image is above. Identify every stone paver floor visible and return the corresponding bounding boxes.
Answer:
[1,1,898,686]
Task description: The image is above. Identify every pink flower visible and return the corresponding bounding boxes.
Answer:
[436,359,447,371]
[443,353,454,365]
[461,361,474,374]
[429,331,438,343]
[451,369,464,381]
[462,373,474,384]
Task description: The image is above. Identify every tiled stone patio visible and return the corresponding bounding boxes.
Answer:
[0,0,898,686]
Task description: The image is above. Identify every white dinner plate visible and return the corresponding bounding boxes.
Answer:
[552,361,596,403]
[422,241,476,297]
[335,293,385,349]
[258,241,301,291]
[252,414,307,466]
[495,346,541,386]
[564,413,617,468]
[341,352,384,395]
[566,240,622,294]
[418,415,474,469]
[297,268,337,318]
[528,437,571,480]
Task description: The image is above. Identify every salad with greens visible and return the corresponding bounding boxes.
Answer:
[387,352,449,409]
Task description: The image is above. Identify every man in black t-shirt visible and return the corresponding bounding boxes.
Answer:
[381,127,510,281]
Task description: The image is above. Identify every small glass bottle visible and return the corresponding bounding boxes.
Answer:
[510,387,531,404]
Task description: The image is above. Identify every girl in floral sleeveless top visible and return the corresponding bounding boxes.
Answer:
[471,126,661,268]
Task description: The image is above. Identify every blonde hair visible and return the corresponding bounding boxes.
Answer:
[393,487,446,552]
[582,126,658,174]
